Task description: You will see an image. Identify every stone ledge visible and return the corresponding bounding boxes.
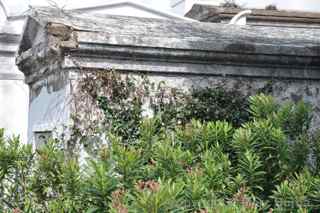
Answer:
[16,7,320,82]
[63,56,320,80]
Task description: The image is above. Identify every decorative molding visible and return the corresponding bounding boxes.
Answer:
[17,7,320,83]
[0,73,24,80]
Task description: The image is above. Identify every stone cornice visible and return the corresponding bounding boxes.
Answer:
[66,42,320,69]
[16,7,320,82]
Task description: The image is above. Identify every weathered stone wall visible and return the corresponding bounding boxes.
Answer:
[16,8,320,145]
[22,66,320,146]
[69,71,320,133]
[145,74,320,128]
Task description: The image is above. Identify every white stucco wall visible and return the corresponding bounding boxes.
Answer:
[0,0,28,142]
[75,5,174,19]
[29,85,70,143]
[0,79,28,142]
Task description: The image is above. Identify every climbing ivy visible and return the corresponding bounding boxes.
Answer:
[72,71,250,144]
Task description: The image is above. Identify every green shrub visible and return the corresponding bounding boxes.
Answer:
[176,120,234,155]
[272,171,320,212]
[275,101,312,139]
[249,94,278,119]
[311,130,320,174]
[111,137,144,188]
[152,138,193,179]
[82,158,120,212]
[201,145,231,195]
[237,150,265,194]
[0,92,319,212]
[0,130,33,211]
[128,179,185,213]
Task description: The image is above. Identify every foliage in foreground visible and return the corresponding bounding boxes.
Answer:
[0,94,320,212]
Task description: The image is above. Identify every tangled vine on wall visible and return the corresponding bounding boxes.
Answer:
[70,70,250,147]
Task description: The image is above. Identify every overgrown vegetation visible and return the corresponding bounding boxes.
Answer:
[72,72,249,145]
[1,93,320,212]
[1,71,320,212]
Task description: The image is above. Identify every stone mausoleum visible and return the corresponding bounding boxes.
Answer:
[0,0,192,143]
[17,7,320,146]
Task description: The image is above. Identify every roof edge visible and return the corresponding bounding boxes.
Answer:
[185,4,320,24]
[72,0,196,22]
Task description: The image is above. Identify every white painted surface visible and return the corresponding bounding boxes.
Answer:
[0,80,28,142]
[86,5,165,18]
[0,0,27,142]
[228,10,252,25]
[29,85,70,144]
[1,18,25,35]
[171,0,185,15]
[71,1,194,20]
